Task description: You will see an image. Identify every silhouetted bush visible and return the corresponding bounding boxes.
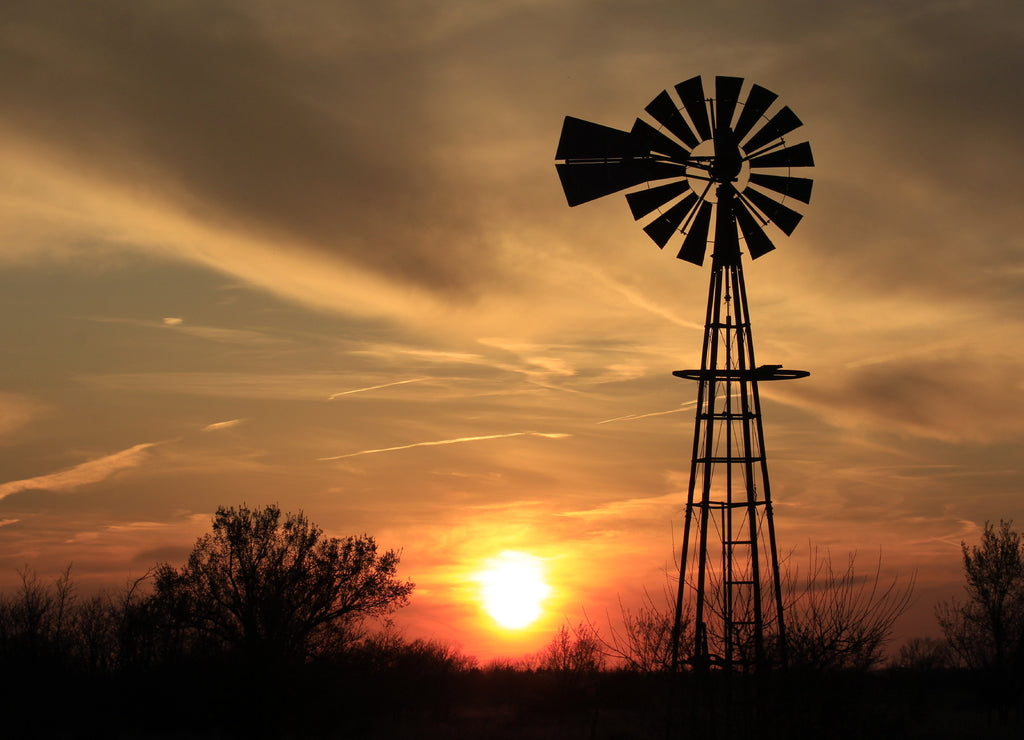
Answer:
[937,519,1024,720]
[151,503,414,669]
[937,520,1024,673]
[895,636,955,671]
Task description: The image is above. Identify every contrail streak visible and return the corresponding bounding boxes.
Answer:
[318,431,570,460]
[328,378,427,399]
[598,402,696,424]
[0,442,162,500]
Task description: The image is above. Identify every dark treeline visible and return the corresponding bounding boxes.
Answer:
[0,504,430,738]
[0,509,1022,739]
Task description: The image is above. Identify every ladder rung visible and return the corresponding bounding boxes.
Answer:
[687,501,768,510]
[698,456,764,464]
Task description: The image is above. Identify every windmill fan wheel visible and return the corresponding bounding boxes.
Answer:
[554,75,814,266]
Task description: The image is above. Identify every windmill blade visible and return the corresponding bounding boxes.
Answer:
[645,90,699,148]
[714,76,744,131]
[626,179,691,220]
[555,116,644,161]
[676,200,714,264]
[748,141,814,169]
[747,172,813,204]
[675,76,712,141]
[734,198,776,259]
[556,160,688,206]
[743,187,804,235]
[742,106,804,154]
[732,84,778,143]
[631,118,691,162]
[642,192,700,248]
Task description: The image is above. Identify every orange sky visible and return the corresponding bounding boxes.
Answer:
[0,1,1022,662]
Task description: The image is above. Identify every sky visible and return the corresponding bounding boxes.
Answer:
[0,0,1022,662]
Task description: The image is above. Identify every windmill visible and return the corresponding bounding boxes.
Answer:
[554,75,813,672]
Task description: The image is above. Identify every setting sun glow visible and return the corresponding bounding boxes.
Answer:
[476,551,551,629]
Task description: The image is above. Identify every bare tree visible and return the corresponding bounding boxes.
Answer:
[538,622,606,673]
[587,549,911,674]
[783,549,915,672]
[69,592,119,674]
[598,589,685,672]
[0,565,77,665]
[153,503,414,666]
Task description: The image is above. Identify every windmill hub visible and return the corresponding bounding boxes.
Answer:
[710,127,743,182]
[685,139,749,201]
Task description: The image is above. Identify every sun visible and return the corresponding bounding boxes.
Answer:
[476,551,551,629]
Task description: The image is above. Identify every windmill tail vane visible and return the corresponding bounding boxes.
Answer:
[554,75,813,672]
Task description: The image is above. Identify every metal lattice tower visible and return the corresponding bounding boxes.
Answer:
[554,75,813,672]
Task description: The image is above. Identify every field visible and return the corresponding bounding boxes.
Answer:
[4,660,1021,739]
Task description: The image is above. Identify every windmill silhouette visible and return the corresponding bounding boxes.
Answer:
[554,75,813,671]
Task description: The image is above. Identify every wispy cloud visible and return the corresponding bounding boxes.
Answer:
[561,492,680,522]
[352,343,578,389]
[328,378,428,400]
[0,392,40,439]
[0,442,161,500]
[581,266,704,332]
[201,419,243,432]
[318,431,570,461]
[83,372,355,400]
[84,316,283,345]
